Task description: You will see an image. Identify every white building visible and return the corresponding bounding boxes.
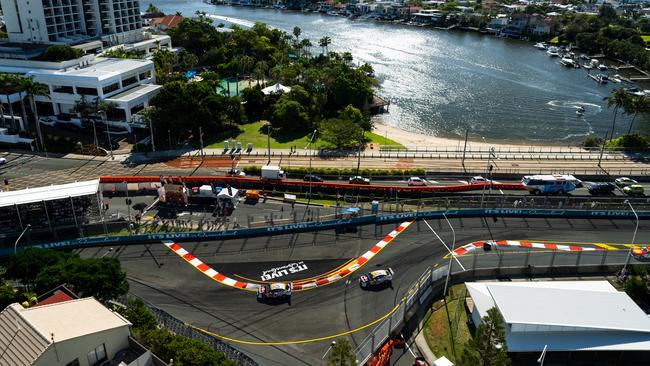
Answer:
[0,0,144,46]
[466,281,650,357]
[0,297,133,366]
[0,55,160,129]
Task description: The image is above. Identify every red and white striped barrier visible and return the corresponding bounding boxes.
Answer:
[453,240,605,256]
[163,219,414,291]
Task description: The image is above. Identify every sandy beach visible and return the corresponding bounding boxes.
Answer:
[373,122,581,150]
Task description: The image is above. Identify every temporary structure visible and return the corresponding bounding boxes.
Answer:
[262,83,291,95]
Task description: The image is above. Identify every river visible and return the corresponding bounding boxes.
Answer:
[148,0,645,144]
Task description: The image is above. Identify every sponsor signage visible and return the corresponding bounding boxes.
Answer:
[260,261,308,281]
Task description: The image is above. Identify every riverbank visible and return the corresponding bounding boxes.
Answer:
[372,122,581,150]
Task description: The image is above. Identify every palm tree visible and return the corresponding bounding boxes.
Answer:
[22,77,50,155]
[604,88,630,140]
[319,36,331,55]
[0,74,19,131]
[624,95,650,134]
[301,39,313,57]
[96,99,118,158]
[15,78,29,133]
[74,95,99,147]
[293,26,301,43]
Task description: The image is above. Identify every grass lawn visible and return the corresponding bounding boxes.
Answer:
[642,35,650,43]
[205,121,404,149]
[423,284,472,364]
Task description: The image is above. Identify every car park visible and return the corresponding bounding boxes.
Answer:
[588,182,615,195]
[303,174,323,182]
[470,176,490,184]
[359,268,393,289]
[615,177,638,187]
[624,184,644,196]
[349,176,370,185]
[407,177,426,186]
[257,283,292,302]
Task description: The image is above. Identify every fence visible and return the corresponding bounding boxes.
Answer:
[117,295,259,366]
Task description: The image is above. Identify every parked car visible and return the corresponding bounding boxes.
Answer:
[38,116,57,126]
[359,269,393,289]
[407,177,426,186]
[226,169,246,177]
[470,176,491,184]
[303,174,323,182]
[257,283,292,302]
[349,176,370,185]
[588,182,615,195]
[0,157,6,165]
[624,184,644,196]
[615,177,638,187]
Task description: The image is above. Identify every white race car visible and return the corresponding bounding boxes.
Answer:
[359,269,394,289]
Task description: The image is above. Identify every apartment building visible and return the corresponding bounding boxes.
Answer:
[0,0,143,45]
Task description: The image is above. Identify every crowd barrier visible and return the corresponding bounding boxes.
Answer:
[4,208,647,257]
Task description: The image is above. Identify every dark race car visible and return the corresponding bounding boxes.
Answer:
[257,282,292,303]
[359,269,394,289]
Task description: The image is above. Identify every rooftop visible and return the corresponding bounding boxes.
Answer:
[106,84,162,103]
[0,179,99,208]
[150,15,184,28]
[28,57,153,82]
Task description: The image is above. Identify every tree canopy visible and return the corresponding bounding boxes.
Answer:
[459,307,510,366]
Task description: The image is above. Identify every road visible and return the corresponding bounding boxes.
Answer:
[75,217,647,366]
[2,152,649,199]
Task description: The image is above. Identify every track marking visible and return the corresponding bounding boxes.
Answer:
[595,243,619,251]
[187,300,404,345]
[163,219,414,292]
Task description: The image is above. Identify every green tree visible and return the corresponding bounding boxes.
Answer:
[39,45,83,62]
[625,276,648,302]
[339,104,372,131]
[326,338,357,366]
[139,328,237,366]
[459,307,510,366]
[146,3,161,14]
[623,95,650,134]
[6,248,70,290]
[269,98,310,131]
[0,74,20,131]
[604,88,630,140]
[241,86,266,120]
[117,298,157,330]
[319,36,332,54]
[320,118,360,149]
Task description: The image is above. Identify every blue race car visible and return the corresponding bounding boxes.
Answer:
[359,269,394,289]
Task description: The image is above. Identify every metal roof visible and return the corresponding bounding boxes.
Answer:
[0,180,99,208]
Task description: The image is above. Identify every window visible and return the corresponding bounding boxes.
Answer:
[138,71,151,80]
[102,83,119,95]
[87,344,107,366]
[53,85,74,94]
[76,87,98,96]
[122,76,138,88]
[64,359,80,366]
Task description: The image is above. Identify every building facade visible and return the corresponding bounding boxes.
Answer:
[0,0,143,45]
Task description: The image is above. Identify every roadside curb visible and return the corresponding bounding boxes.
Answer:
[414,326,437,365]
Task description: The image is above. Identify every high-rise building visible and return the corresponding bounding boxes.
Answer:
[0,0,143,45]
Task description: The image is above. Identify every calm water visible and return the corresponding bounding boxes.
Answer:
[150,0,644,144]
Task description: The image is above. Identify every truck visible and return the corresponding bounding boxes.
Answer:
[261,165,285,180]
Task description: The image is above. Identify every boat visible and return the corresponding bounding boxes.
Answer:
[598,64,608,71]
[534,42,547,50]
[577,105,585,113]
[583,63,593,70]
[579,54,590,60]
[576,110,584,116]
[560,57,575,67]
[546,46,560,57]
[625,87,645,96]
[598,74,609,84]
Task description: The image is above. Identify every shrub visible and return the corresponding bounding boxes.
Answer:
[38,45,83,62]
[583,136,600,148]
[605,134,650,150]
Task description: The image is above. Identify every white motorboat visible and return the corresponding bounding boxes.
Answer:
[546,46,560,57]
[626,87,645,96]
[534,42,547,50]
[560,57,575,67]
[598,64,608,71]
[577,105,585,113]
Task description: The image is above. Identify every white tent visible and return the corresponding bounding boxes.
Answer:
[262,83,291,95]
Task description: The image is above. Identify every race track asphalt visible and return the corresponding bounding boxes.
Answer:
[76,217,647,365]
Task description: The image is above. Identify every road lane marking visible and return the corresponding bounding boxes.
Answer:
[595,243,619,250]
[188,300,404,345]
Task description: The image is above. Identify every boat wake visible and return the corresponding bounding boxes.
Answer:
[547,100,601,113]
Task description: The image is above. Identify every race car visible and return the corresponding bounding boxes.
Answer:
[257,282,292,301]
[359,269,394,289]
[631,246,650,260]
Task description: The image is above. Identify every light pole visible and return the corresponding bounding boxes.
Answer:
[480,147,495,209]
[306,129,317,201]
[148,116,156,152]
[124,181,133,235]
[356,129,363,176]
[101,111,113,159]
[622,199,638,273]
[266,123,272,165]
[14,224,31,255]
[321,341,336,359]
[100,247,114,258]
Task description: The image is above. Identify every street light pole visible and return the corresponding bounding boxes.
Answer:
[537,344,548,365]
[124,181,133,235]
[149,117,156,152]
[356,129,363,176]
[622,200,638,273]
[306,129,317,202]
[14,224,31,255]
[267,123,271,165]
[480,147,495,209]
[102,111,113,159]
